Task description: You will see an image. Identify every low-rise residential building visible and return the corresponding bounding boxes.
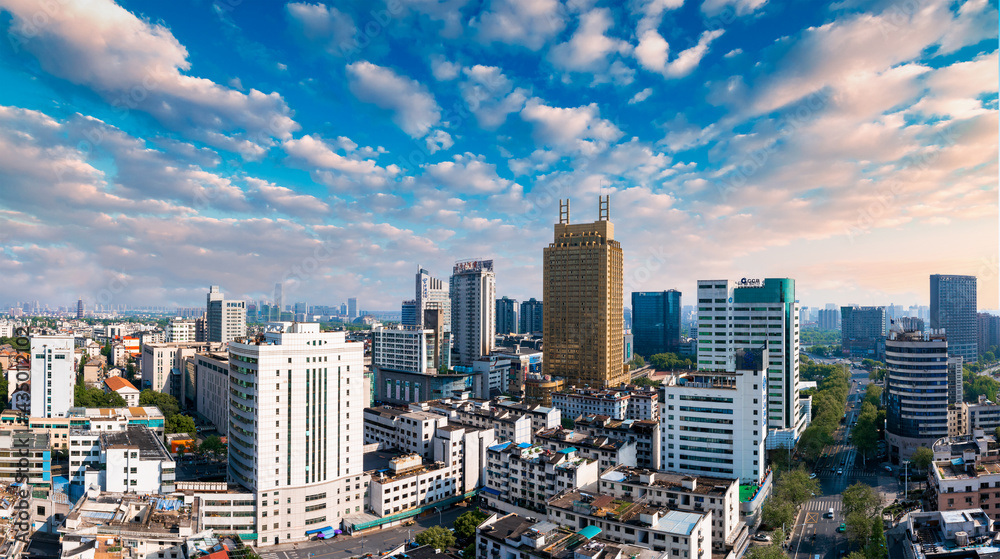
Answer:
[573,415,661,470]
[103,376,140,407]
[546,489,713,558]
[0,430,51,486]
[900,509,999,559]
[415,398,534,444]
[59,490,206,559]
[364,408,449,460]
[597,466,747,556]
[476,513,671,559]
[367,453,461,518]
[552,388,629,421]
[483,442,598,516]
[68,425,175,495]
[535,428,637,471]
[929,433,1000,523]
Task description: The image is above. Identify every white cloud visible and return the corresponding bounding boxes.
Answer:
[635,28,725,78]
[430,55,461,80]
[635,0,685,34]
[473,0,565,50]
[549,8,631,73]
[724,48,743,58]
[424,153,514,194]
[520,99,623,153]
[282,134,399,181]
[459,65,529,129]
[701,0,767,17]
[628,87,653,104]
[247,177,330,216]
[1,0,298,157]
[345,61,442,138]
[285,3,358,57]
[425,130,454,153]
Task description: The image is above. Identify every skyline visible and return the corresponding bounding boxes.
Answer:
[0,0,996,311]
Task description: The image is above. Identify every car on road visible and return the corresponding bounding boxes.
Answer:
[751,534,771,542]
[809,473,817,479]
[836,468,844,475]
[837,523,847,533]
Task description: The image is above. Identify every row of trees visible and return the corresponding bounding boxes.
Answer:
[798,362,851,461]
[760,469,821,530]
[648,353,695,371]
[414,509,487,556]
[841,483,888,559]
[850,384,885,462]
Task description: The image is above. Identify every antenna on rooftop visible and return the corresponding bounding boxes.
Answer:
[559,199,570,224]
[598,195,610,221]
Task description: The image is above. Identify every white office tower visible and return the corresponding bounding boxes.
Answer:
[228,322,365,546]
[207,285,247,343]
[30,335,75,417]
[450,260,496,367]
[415,266,451,330]
[696,279,804,450]
[659,346,769,484]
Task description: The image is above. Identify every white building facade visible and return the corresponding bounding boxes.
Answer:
[228,322,366,546]
[450,260,496,367]
[30,335,75,418]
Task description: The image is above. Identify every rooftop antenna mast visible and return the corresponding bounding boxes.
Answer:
[598,195,610,221]
[559,199,570,224]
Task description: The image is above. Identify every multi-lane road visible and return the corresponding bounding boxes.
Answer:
[786,359,896,559]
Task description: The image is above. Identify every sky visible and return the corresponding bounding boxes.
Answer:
[0,0,996,313]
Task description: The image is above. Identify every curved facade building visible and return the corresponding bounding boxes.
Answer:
[885,330,951,462]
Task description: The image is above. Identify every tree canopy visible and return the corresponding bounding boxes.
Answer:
[911,447,934,471]
[139,389,180,418]
[74,385,127,408]
[454,510,488,540]
[648,353,694,371]
[415,526,456,549]
[166,414,196,436]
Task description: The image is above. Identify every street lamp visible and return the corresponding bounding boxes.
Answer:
[902,460,910,499]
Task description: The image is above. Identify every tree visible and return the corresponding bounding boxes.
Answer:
[851,403,880,461]
[761,499,794,530]
[74,386,127,407]
[863,384,883,409]
[628,355,645,370]
[846,511,874,550]
[139,390,180,418]
[462,542,475,559]
[911,446,934,471]
[101,342,112,358]
[773,469,820,508]
[415,526,456,549]
[166,414,196,436]
[200,435,226,458]
[454,510,488,541]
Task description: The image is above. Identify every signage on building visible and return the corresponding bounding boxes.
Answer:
[733,277,764,288]
[10,388,29,413]
[453,259,494,274]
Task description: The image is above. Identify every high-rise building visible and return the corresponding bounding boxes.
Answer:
[931,274,978,363]
[979,313,1000,355]
[206,286,246,343]
[496,296,518,335]
[841,306,886,359]
[885,328,955,461]
[293,302,307,314]
[542,198,627,388]
[30,335,75,417]
[273,282,283,316]
[401,300,417,326]
[697,278,804,448]
[415,267,452,330]
[348,297,358,319]
[519,298,543,334]
[450,259,496,367]
[76,299,84,320]
[631,290,681,358]
[817,308,839,330]
[228,322,366,546]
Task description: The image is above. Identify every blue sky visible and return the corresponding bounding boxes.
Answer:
[0,0,996,312]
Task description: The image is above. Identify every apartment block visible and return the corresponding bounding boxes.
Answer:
[30,335,75,418]
[546,489,713,558]
[483,442,599,516]
[68,425,175,494]
[476,513,671,559]
[597,466,746,556]
[572,415,661,470]
[535,427,638,471]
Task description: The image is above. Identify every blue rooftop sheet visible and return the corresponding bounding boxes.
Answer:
[578,526,602,539]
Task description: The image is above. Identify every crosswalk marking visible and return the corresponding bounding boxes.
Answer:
[805,501,842,511]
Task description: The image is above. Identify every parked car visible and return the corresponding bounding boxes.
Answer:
[752,534,771,542]
[808,473,818,479]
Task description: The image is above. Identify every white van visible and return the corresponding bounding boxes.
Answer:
[825,508,835,519]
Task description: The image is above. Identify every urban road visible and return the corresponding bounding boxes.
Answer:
[262,506,467,559]
[784,361,899,559]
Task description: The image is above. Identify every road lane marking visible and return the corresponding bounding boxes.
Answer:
[805,512,819,524]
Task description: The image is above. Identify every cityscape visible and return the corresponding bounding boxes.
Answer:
[0,1,996,559]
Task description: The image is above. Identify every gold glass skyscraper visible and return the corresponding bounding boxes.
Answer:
[542,197,627,388]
